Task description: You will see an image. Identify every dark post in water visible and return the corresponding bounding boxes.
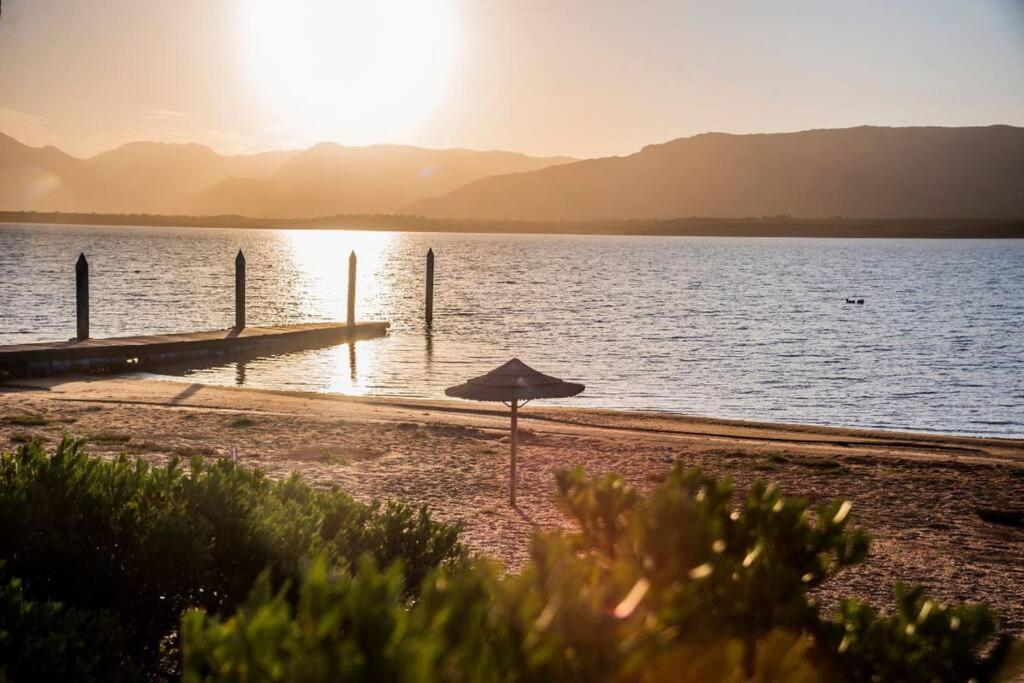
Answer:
[347,250,357,326]
[235,250,246,329]
[425,248,434,327]
[75,253,89,340]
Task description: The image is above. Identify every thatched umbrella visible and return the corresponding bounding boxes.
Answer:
[445,359,584,505]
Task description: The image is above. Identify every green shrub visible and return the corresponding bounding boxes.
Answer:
[181,558,450,682]
[0,570,135,682]
[822,584,1015,682]
[2,439,1020,681]
[181,466,1021,682]
[0,438,464,679]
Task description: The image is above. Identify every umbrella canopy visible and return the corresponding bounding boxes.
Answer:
[445,359,585,506]
[444,358,585,402]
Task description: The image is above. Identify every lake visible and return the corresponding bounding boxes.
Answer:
[1,222,1022,437]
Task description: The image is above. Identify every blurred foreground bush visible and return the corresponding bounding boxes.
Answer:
[1,438,1020,681]
[181,467,1021,682]
[0,438,464,680]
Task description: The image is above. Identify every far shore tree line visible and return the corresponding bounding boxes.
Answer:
[2,210,1022,238]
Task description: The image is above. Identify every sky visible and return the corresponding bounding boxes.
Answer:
[0,0,1022,159]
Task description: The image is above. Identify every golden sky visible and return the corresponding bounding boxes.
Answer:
[1,0,1022,159]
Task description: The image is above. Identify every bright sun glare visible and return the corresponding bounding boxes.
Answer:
[239,0,457,145]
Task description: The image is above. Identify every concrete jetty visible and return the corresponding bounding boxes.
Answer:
[0,322,388,379]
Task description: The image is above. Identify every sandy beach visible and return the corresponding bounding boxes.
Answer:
[2,376,1023,633]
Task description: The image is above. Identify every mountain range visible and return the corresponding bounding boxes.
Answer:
[407,126,1024,220]
[0,133,573,217]
[2,126,1022,221]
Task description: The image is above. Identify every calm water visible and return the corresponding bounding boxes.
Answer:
[1,223,1022,437]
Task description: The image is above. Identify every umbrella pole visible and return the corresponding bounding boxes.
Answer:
[510,398,518,506]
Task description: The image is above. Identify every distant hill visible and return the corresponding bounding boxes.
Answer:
[67,142,298,214]
[0,133,573,216]
[6,126,1022,222]
[0,134,300,214]
[405,126,1024,220]
[188,143,575,218]
[0,133,82,212]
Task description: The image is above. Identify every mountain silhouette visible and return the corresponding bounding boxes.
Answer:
[4,127,1023,221]
[405,126,1024,220]
[188,143,575,218]
[0,133,572,216]
[0,133,82,212]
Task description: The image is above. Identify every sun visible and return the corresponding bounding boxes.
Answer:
[238,0,457,145]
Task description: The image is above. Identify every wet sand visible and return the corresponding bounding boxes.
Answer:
[2,376,1023,633]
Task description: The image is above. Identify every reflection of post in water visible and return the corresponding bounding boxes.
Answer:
[235,360,247,386]
[348,341,357,383]
[425,328,434,366]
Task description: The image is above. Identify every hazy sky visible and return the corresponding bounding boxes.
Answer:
[1,0,1022,159]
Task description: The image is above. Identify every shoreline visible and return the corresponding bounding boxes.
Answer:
[4,214,1024,239]
[134,374,1024,443]
[3,376,1024,633]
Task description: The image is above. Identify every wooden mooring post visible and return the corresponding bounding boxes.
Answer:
[347,251,357,326]
[235,250,246,329]
[425,248,434,327]
[75,253,89,340]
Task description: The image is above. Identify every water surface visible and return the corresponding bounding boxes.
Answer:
[1,223,1021,437]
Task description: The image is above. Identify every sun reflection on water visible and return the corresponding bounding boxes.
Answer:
[313,340,385,396]
[280,230,395,395]
[280,230,396,322]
